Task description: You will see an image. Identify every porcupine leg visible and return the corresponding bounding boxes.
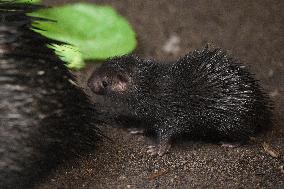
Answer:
[146,126,173,156]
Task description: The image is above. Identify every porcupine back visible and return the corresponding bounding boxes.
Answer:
[0,2,100,189]
[168,47,273,141]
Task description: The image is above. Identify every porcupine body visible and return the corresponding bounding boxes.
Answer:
[88,48,272,156]
[0,2,100,188]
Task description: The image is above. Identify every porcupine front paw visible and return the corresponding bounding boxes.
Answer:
[146,143,171,156]
[220,142,240,148]
[145,124,174,156]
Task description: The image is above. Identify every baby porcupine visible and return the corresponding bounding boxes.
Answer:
[88,47,272,156]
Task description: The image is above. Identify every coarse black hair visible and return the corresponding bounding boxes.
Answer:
[0,2,101,188]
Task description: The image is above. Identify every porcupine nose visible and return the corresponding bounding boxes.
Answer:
[87,77,107,95]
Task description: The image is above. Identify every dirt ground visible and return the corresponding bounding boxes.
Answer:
[38,0,283,188]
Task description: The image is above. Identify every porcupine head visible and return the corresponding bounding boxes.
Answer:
[88,55,157,118]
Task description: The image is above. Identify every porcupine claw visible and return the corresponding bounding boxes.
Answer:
[146,144,171,156]
[128,128,145,135]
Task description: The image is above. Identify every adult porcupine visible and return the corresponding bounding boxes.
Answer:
[0,2,100,188]
[88,48,272,156]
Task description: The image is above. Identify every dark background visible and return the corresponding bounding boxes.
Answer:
[39,0,283,188]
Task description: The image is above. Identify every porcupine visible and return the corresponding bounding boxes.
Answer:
[87,48,272,156]
[0,2,100,188]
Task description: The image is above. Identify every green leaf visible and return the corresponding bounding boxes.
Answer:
[16,0,42,4]
[48,44,85,70]
[30,3,137,61]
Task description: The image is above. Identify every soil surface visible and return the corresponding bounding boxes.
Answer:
[39,0,283,188]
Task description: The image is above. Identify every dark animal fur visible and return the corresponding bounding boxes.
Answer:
[0,2,100,188]
[88,47,272,155]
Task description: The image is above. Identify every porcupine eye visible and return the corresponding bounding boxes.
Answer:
[102,80,108,88]
[87,74,109,95]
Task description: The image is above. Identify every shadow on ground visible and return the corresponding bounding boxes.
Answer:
[39,0,283,188]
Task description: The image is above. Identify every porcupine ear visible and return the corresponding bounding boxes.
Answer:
[111,73,130,92]
[113,56,139,93]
